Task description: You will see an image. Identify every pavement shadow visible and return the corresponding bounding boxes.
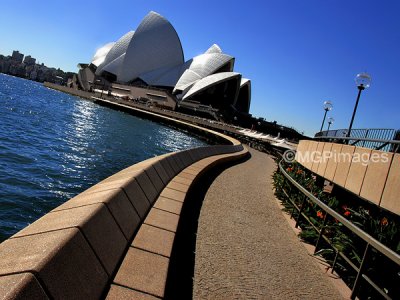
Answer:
[164,154,250,299]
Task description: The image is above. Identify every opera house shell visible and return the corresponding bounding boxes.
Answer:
[77,11,251,118]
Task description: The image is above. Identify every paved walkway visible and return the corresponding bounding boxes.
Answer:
[193,148,344,299]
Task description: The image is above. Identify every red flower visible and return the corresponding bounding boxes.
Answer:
[317,211,324,219]
[381,217,389,226]
[286,167,293,172]
[344,211,351,217]
[296,169,303,175]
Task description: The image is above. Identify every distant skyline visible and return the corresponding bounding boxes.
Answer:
[1,0,399,136]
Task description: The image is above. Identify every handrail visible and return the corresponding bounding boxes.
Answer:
[315,128,399,152]
[314,135,400,145]
[315,128,397,139]
[314,135,400,152]
[278,161,400,265]
[278,159,400,299]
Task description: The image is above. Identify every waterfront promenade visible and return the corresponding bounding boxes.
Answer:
[193,148,345,299]
[0,83,347,299]
[103,148,346,299]
[49,83,345,298]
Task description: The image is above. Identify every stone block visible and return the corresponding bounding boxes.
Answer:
[316,142,333,178]
[192,157,215,168]
[295,140,309,160]
[85,176,136,194]
[132,224,175,257]
[160,187,186,203]
[324,143,343,181]
[172,154,185,170]
[144,165,165,194]
[0,273,49,300]
[360,150,393,205]
[52,188,140,240]
[187,149,200,161]
[304,141,318,170]
[180,167,201,176]
[104,169,143,182]
[117,178,151,218]
[345,147,371,196]
[106,284,159,300]
[311,142,325,172]
[379,153,400,214]
[179,151,195,168]
[154,196,183,215]
[333,145,355,187]
[134,171,159,204]
[296,140,310,168]
[186,165,203,172]
[113,248,169,298]
[0,228,108,299]
[165,156,180,174]
[13,204,127,276]
[177,171,196,181]
[152,161,171,185]
[144,208,180,233]
[159,158,176,179]
[167,181,190,193]
[172,176,192,186]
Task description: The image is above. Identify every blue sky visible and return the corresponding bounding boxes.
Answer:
[0,0,399,136]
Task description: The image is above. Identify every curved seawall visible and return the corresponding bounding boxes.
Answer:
[0,87,249,299]
[0,76,207,242]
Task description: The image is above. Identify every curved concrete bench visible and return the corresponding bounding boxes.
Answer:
[105,146,248,299]
[0,140,248,299]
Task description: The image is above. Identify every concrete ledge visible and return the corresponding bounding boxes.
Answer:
[0,228,108,299]
[0,273,49,300]
[12,203,127,276]
[107,146,249,299]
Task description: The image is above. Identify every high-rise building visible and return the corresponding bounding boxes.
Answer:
[12,50,24,63]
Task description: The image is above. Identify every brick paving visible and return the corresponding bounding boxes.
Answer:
[193,148,344,299]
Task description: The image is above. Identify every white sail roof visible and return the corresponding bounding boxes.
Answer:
[204,44,222,54]
[101,54,125,77]
[139,59,193,87]
[173,53,234,93]
[118,11,184,83]
[182,72,241,100]
[91,42,115,67]
[95,31,135,76]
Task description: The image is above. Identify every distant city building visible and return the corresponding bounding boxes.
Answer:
[0,50,72,84]
[74,11,251,121]
[23,55,36,65]
[12,50,24,63]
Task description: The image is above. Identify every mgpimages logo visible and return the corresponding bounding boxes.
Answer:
[283,149,390,166]
[283,150,296,163]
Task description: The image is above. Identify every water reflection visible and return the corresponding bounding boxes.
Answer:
[0,74,207,241]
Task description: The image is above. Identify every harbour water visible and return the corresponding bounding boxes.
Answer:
[0,74,207,241]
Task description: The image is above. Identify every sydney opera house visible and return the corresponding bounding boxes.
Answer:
[72,11,251,120]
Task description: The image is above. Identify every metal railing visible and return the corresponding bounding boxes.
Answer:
[315,128,400,152]
[277,160,400,299]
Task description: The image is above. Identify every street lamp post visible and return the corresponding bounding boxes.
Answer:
[320,101,333,132]
[327,117,334,131]
[346,73,371,137]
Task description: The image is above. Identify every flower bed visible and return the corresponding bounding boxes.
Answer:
[273,159,400,299]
